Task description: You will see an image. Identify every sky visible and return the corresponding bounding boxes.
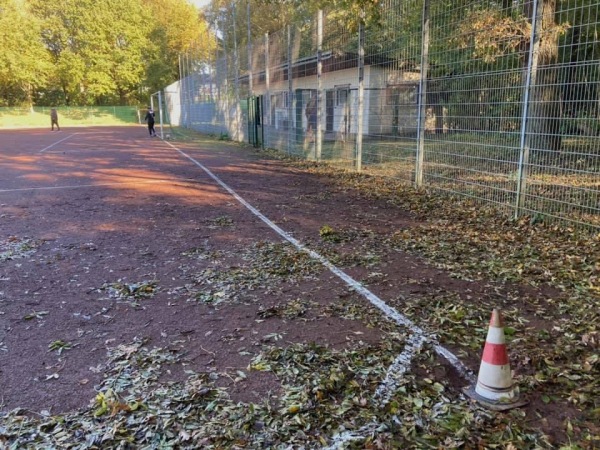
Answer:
[188,0,211,9]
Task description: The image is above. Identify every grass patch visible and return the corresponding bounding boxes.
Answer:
[0,106,141,128]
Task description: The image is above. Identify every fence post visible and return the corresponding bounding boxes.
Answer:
[233,1,241,142]
[207,28,214,104]
[178,55,183,127]
[185,52,191,127]
[188,49,194,127]
[215,20,222,134]
[515,0,541,219]
[182,53,186,127]
[247,0,253,95]
[415,0,430,188]
[223,10,230,137]
[158,90,164,139]
[287,24,293,154]
[265,32,271,146]
[180,55,185,127]
[356,18,365,172]
[316,10,323,161]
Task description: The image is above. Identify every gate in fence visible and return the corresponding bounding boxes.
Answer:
[248,96,264,148]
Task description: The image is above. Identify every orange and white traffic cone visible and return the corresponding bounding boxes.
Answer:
[464,309,527,410]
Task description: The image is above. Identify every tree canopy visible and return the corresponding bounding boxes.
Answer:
[0,0,215,107]
[0,0,51,106]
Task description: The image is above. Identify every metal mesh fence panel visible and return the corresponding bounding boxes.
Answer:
[262,28,290,153]
[520,1,600,226]
[288,19,320,159]
[317,11,360,170]
[421,0,529,210]
[0,106,140,126]
[170,0,599,230]
[360,0,424,182]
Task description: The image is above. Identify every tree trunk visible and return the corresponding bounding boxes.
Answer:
[27,83,34,112]
[528,0,562,155]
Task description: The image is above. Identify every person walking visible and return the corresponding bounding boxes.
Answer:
[144,107,157,137]
[50,108,60,131]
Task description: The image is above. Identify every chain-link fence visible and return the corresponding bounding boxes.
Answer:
[167,0,600,230]
[0,106,141,127]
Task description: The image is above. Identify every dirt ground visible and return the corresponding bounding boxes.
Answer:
[0,126,595,447]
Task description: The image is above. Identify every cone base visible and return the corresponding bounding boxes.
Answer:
[463,385,528,411]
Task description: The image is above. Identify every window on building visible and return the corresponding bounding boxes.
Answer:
[335,85,350,106]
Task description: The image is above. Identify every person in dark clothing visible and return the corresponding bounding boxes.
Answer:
[50,108,60,131]
[144,107,156,136]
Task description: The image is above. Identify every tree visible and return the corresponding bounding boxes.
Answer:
[145,0,215,95]
[557,0,600,127]
[31,0,150,105]
[431,0,568,150]
[527,0,563,154]
[0,0,51,106]
[22,0,213,105]
[82,0,149,104]
[253,0,385,29]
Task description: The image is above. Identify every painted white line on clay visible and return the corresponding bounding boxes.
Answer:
[168,142,476,448]
[374,333,427,405]
[322,424,380,450]
[324,334,426,449]
[38,133,78,153]
[167,141,474,381]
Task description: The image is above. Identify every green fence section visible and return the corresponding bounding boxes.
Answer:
[0,106,142,128]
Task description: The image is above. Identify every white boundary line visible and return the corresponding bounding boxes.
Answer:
[324,334,426,449]
[165,141,474,381]
[166,141,475,448]
[374,333,427,404]
[323,424,380,450]
[38,133,78,153]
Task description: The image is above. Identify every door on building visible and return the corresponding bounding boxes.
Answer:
[325,90,335,132]
[247,95,264,148]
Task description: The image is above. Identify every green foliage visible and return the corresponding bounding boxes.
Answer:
[0,0,214,107]
[255,0,384,28]
[0,0,52,106]
[30,0,154,105]
[145,0,215,95]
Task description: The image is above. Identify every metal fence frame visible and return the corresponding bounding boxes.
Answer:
[168,0,600,230]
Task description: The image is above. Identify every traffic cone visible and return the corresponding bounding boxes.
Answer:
[464,309,527,410]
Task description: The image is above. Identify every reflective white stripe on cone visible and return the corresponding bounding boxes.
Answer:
[476,361,514,400]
